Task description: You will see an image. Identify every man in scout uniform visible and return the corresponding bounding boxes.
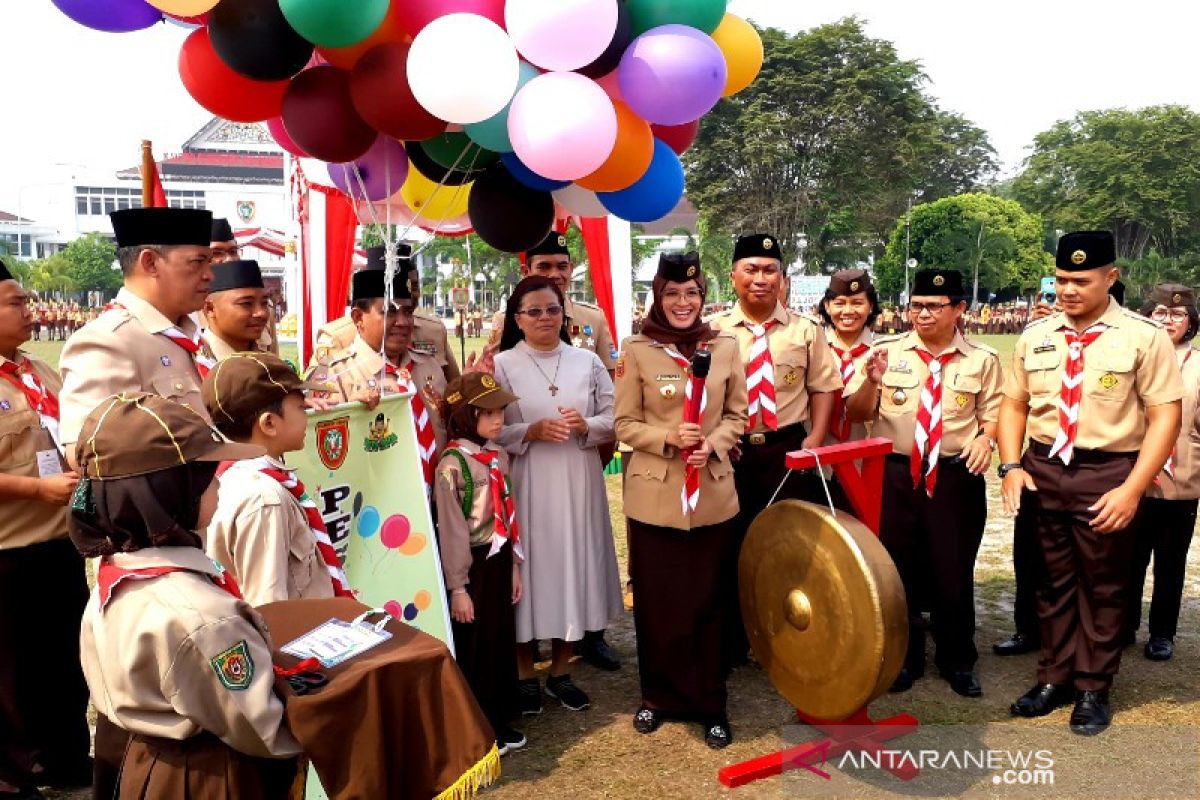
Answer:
[846,269,1002,698]
[200,259,272,362]
[0,263,92,798]
[59,207,215,467]
[709,233,841,666]
[999,231,1182,736]
[210,217,278,357]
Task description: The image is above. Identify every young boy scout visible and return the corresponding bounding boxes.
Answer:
[847,269,1002,698]
[200,259,273,362]
[0,264,91,798]
[203,353,349,606]
[999,231,1182,736]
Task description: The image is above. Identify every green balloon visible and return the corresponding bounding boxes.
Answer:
[420,133,499,172]
[464,61,541,153]
[628,0,728,35]
[279,0,389,49]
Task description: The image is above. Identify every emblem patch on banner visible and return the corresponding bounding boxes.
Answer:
[236,200,256,223]
[210,640,254,691]
[364,412,398,453]
[317,417,351,470]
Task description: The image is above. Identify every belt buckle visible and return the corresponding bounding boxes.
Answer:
[749,433,767,446]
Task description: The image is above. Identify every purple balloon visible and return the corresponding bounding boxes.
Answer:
[619,24,728,126]
[329,137,409,202]
[52,0,162,32]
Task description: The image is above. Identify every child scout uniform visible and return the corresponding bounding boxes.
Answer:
[73,394,301,798]
[203,353,350,607]
[200,259,273,363]
[59,208,215,454]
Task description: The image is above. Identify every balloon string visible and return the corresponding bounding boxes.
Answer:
[399,141,481,253]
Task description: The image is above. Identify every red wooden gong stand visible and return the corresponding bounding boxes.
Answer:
[718,438,920,788]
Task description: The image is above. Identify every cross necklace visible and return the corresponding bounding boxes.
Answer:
[527,351,564,396]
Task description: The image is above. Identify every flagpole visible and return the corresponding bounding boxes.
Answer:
[140,140,155,208]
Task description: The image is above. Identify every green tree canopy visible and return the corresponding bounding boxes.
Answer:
[26,255,78,295]
[876,193,1052,300]
[685,17,997,272]
[1011,105,1200,260]
[61,233,120,293]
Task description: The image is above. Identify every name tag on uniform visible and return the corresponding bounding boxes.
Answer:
[656,374,682,381]
[1033,345,1056,354]
[411,341,436,356]
[282,617,392,668]
[36,449,63,478]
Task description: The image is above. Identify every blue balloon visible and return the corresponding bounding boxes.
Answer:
[51,0,161,32]
[597,139,685,223]
[357,506,381,538]
[500,152,571,193]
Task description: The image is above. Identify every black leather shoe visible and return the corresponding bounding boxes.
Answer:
[992,632,1039,656]
[1011,683,1074,718]
[633,706,663,734]
[1145,637,1174,661]
[889,668,915,693]
[703,720,733,750]
[1069,691,1111,736]
[580,636,621,671]
[942,670,982,698]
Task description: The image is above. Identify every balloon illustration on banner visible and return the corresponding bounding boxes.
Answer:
[53,0,765,248]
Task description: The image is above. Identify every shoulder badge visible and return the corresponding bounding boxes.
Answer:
[210,640,254,691]
[615,357,626,380]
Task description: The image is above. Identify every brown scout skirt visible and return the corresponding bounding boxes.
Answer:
[117,730,297,800]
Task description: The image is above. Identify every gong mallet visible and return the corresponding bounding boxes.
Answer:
[681,349,711,514]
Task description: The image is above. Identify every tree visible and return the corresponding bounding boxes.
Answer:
[26,255,78,296]
[61,233,120,294]
[1012,105,1200,260]
[685,18,997,273]
[875,194,1052,300]
[0,254,30,284]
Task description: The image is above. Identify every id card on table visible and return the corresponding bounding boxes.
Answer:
[281,618,391,668]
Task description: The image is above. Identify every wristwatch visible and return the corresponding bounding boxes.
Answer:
[997,462,1023,479]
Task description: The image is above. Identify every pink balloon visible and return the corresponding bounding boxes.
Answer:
[267,116,309,158]
[506,0,619,71]
[384,600,404,618]
[509,72,617,182]
[379,514,412,549]
[396,0,505,36]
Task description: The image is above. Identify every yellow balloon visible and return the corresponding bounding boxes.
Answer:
[711,14,764,97]
[401,167,472,223]
[146,0,220,15]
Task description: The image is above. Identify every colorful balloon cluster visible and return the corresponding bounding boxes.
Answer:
[52,0,764,252]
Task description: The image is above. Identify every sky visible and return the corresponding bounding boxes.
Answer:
[1,0,1196,214]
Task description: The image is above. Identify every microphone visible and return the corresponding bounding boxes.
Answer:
[681,348,711,514]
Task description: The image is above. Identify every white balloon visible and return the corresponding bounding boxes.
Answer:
[408,13,520,125]
[553,184,609,219]
[509,72,617,182]
[505,0,619,72]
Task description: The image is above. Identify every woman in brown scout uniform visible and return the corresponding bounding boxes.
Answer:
[615,252,748,749]
[71,394,301,798]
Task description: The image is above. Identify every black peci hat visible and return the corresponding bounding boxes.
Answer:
[525,231,571,259]
[352,269,411,303]
[657,252,701,283]
[365,244,415,276]
[0,261,12,283]
[110,208,212,248]
[912,269,964,297]
[733,233,782,263]
[209,260,264,293]
[211,217,235,244]
[1056,231,1116,271]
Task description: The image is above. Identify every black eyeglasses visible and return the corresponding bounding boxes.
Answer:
[518,305,563,320]
[908,301,953,315]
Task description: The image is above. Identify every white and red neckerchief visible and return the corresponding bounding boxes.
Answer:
[384,363,437,494]
[830,340,870,441]
[911,349,957,498]
[1048,323,1109,465]
[0,357,61,450]
[467,448,522,559]
[106,301,213,378]
[663,346,708,515]
[224,457,354,598]
[743,320,779,432]
[98,558,242,610]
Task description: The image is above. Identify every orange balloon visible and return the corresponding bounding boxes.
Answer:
[576,100,654,193]
[317,0,412,70]
[414,590,432,611]
[711,14,764,97]
[398,533,427,556]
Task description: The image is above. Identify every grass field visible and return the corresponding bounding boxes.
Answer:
[34,333,1200,800]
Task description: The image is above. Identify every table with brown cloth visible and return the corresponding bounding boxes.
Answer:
[257,598,499,800]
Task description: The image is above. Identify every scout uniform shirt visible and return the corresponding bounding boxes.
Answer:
[59,287,209,449]
[434,440,513,591]
[0,352,67,550]
[204,457,337,606]
[1148,343,1200,500]
[614,333,749,530]
[200,329,267,364]
[847,330,1003,457]
[824,326,875,446]
[312,312,459,380]
[710,301,843,433]
[80,546,302,758]
[306,335,447,449]
[490,299,619,370]
[1005,298,1183,454]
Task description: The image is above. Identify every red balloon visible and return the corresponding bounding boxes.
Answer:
[652,120,700,155]
[267,116,309,158]
[394,0,505,37]
[282,66,379,163]
[350,43,446,142]
[178,28,289,123]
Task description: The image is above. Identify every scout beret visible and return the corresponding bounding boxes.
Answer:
[352,268,412,303]
[1056,231,1116,271]
[912,269,964,297]
[444,372,518,412]
[1148,283,1196,310]
[203,353,323,428]
[110,208,212,248]
[209,259,264,293]
[525,231,571,259]
[657,251,701,283]
[733,233,782,263]
[829,268,872,296]
[0,261,12,283]
[76,392,262,480]
[211,217,235,243]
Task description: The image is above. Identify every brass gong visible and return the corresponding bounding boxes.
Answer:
[739,500,907,721]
